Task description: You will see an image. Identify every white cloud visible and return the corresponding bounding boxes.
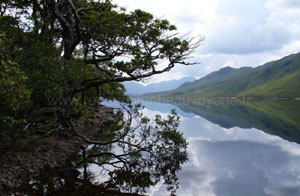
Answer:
[201,0,299,54]
[266,0,300,10]
[113,0,300,82]
[222,60,235,68]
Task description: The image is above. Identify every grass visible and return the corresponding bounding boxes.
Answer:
[144,52,300,98]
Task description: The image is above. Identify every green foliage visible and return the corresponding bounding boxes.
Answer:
[1,5,190,194]
[0,59,30,143]
[100,82,130,102]
[0,0,195,114]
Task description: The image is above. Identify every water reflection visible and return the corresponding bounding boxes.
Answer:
[20,99,300,196]
[133,98,300,196]
[175,99,300,144]
[20,103,188,195]
[20,169,148,196]
[169,139,300,196]
[136,98,300,144]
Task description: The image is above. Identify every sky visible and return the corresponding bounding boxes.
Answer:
[114,0,300,83]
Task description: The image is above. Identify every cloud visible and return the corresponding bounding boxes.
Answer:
[267,0,300,9]
[169,140,300,196]
[140,100,300,196]
[201,0,300,54]
[113,0,300,82]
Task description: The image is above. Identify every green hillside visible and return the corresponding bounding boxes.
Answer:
[145,52,300,98]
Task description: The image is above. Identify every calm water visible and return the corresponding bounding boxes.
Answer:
[20,98,300,196]
[129,98,300,196]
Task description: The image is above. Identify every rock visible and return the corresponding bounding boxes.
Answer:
[0,105,115,195]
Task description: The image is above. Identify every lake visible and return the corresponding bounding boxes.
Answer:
[128,98,300,196]
[20,98,300,196]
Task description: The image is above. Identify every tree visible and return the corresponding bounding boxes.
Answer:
[0,0,202,142]
[0,0,201,194]
[1,0,202,111]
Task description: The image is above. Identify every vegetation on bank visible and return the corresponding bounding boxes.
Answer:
[0,0,201,194]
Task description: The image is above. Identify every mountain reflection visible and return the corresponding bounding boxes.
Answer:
[133,98,300,196]
[20,99,300,196]
[144,98,300,144]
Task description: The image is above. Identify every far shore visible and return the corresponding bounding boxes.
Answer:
[132,95,300,101]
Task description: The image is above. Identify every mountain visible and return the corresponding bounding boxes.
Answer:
[145,52,300,98]
[123,76,196,95]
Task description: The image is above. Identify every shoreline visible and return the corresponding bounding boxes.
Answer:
[0,106,114,196]
[135,95,300,100]
[133,96,300,105]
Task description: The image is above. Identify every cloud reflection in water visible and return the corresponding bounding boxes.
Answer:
[138,100,300,196]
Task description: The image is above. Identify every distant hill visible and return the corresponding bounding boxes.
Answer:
[123,76,196,95]
[145,52,300,98]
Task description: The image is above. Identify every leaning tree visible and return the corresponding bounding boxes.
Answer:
[1,0,202,111]
[1,0,202,194]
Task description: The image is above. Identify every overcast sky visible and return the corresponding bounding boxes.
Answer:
[114,0,300,83]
